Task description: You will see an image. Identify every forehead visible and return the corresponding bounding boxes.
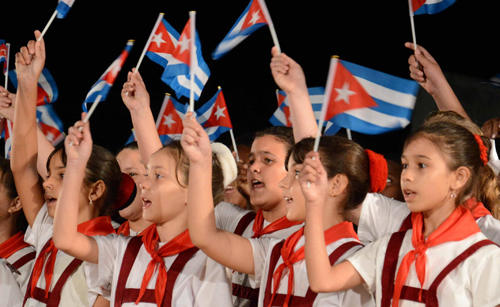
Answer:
[403,137,441,158]
[48,150,65,170]
[251,135,287,157]
[148,148,177,170]
[117,149,142,165]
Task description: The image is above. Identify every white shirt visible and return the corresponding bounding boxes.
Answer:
[358,193,500,245]
[87,233,233,307]
[250,234,375,307]
[348,230,500,307]
[0,258,24,307]
[5,244,36,295]
[23,204,100,307]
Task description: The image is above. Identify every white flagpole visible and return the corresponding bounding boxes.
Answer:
[4,43,9,90]
[408,0,418,50]
[229,129,240,162]
[70,95,102,146]
[257,0,281,54]
[135,12,164,73]
[38,10,58,41]
[346,128,352,140]
[308,56,338,188]
[189,11,196,113]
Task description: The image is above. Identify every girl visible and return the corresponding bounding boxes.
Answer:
[52,113,234,306]
[303,120,500,306]
[114,142,151,236]
[0,157,35,295]
[12,31,119,307]
[182,114,380,306]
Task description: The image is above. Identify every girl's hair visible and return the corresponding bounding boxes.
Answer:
[254,126,295,153]
[405,121,500,217]
[423,110,483,135]
[162,140,225,205]
[0,157,28,232]
[286,136,371,214]
[115,141,139,156]
[46,143,122,216]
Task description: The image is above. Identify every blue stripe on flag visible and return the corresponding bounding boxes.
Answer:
[370,98,413,119]
[414,0,456,15]
[56,2,71,19]
[146,51,169,68]
[332,113,407,135]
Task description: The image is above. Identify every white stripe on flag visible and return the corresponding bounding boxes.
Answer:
[354,77,417,109]
[343,107,411,128]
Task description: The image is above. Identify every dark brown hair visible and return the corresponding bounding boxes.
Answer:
[0,157,28,232]
[286,136,370,214]
[405,121,499,217]
[254,126,294,153]
[161,140,225,205]
[46,143,122,216]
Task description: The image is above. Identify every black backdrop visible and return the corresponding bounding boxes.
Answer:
[2,0,499,157]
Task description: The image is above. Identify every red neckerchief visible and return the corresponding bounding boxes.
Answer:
[464,197,492,219]
[0,231,31,259]
[392,206,480,307]
[268,221,359,307]
[30,216,115,299]
[251,209,302,239]
[116,221,130,236]
[136,224,194,306]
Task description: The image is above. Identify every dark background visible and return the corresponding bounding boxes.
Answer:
[2,0,500,157]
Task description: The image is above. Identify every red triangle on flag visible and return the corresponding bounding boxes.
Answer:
[39,122,62,143]
[157,98,184,135]
[412,0,426,12]
[203,90,233,129]
[282,106,292,127]
[325,60,378,121]
[241,0,268,31]
[276,91,286,107]
[172,19,192,66]
[147,20,177,54]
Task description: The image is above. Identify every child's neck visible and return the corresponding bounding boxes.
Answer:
[128,217,152,234]
[0,218,17,244]
[322,198,345,231]
[422,200,456,237]
[156,214,189,243]
[262,201,287,223]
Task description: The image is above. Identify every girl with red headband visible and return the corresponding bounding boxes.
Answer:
[303,120,500,306]
[52,112,234,307]
[182,112,385,306]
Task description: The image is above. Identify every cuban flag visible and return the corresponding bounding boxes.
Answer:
[212,0,274,60]
[322,58,419,135]
[0,40,7,74]
[196,88,233,141]
[412,0,456,15]
[9,68,59,105]
[36,104,65,146]
[2,120,13,158]
[161,18,210,101]
[83,40,133,112]
[56,0,75,19]
[155,94,188,143]
[145,17,180,68]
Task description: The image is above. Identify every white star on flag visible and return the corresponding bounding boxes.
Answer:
[214,106,226,120]
[178,34,191,54]
[46,132,54,142]
[334,82,356,104]
[151,32,166,48]
[163,114,176,129]
[248,10,261,25]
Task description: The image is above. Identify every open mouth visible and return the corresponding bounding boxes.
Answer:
[251,179,265,191]
[44,195,57,207]
[142,197,152,209]
[284,196,293,203]
[224,185,236,194]
[403,189,416,201]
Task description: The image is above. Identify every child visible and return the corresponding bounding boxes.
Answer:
[0,157,35,295]
[12,31,118,307]
[114,142,151,236]
[182,115,379,306]
[303,120,500,306]
[0,258,24,307]
[52,113,234,306]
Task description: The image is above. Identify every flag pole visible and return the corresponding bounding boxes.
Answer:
[135,12,164,73]
[70,95,102,146]
[229,129,240,162]
[188,11,196,113]
[4,43,9,90]
[257,0,281,54]
[346,128,352,140]
[408,0,418,50]
[38,10,58,41]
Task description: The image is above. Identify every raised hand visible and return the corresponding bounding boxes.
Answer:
[121,68,150,112]
[270,46,308,95]
[65,112,93,165]
[405,42,445,96]
[181,112,211,164]
[0,86,16,121]
[15,30,46,83]
[298,151,329,206]
[482,117,500,139]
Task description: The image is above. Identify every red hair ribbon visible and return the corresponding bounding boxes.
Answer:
[473,135,488,165]
[365,149,388,193]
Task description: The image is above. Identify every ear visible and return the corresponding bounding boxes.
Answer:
[452,166,471,191]
[329,174,349,197]
[89,180,106,203]
[7,197,22,215]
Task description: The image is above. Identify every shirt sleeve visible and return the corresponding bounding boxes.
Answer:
[193,257,233,307]
[24,204,52,249]
[248,237,280,289]
[475,215,500,245]
[214,201,253,232]
[0,259,23,307]
[357,193,410,245]
[346,238,385,295]
[470,245,500,307]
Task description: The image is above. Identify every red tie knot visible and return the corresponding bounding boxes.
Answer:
[152,252,163,263]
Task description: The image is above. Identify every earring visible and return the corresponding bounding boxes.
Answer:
[450,192,455,198]
[89,198,93,205]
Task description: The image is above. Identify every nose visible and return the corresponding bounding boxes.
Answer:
[401,167,412,183]
[140,176,151,191]
[43,176,54,191]
[279,172,292,190]
[248,161,261,174]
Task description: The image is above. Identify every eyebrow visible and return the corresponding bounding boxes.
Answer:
[249,150,276,158]
[401,154,431,160]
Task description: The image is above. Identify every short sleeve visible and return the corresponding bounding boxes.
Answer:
[24,204,53,249]
[248,237,280,288]
[475,215,500,245]
[358,193,410,245]
[214,201,253,232]
[346,238,384,295]
[0,259,23,307]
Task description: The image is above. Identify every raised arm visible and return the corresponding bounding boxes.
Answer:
[405,42,470,120]
[52,113,99,263]
[11,31,46,227]
[270,47,318,142]
[122,69,162,165]
[182,113,255,274]
[300,152,363,292]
